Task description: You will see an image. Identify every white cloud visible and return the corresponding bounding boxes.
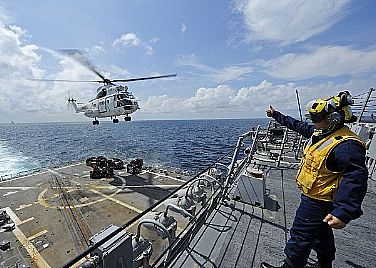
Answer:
[185,85,235,111]
[262,46,376,80]
[141,95,182,113]
[176,54,253,82]
[145,45,153,56]
[141,85,235,115]
[0,21,47,116]
[113,32,140,47]
[140,82,298,117]
[149,37,159,43]
[113,32,155,56]
[0,18,103,122]
[236,0,351,44]
[8,24,26,36]
[138,79,374,119]
[23,54,100,117]
[209,66,253,82]
[107,64,130,78]
[176,54,212,72]
[91,45,104,54]
[0,28,177,123]
[0,6,12,24]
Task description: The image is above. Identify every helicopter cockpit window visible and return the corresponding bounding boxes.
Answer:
[124,93,135,99]
[117,99,133,107]
[96,88,107,99]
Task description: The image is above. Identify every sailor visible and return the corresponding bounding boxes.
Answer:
[261,91,368,268]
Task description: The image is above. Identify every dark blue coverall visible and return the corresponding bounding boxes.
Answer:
[272,111,368,267]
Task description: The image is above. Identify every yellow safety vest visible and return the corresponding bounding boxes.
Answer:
[296,126,363,201]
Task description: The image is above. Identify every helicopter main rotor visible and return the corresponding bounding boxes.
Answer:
[28,73,177,85]
[29,49,177,85]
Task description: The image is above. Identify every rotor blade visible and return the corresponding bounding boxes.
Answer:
[27,78,102,83]
[58,49,109,82]
[66,102,73,111]
[111,73,177,83]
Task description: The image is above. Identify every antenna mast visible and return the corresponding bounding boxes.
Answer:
[295,90,303,121]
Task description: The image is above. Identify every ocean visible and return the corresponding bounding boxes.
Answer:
[0,119,267,178]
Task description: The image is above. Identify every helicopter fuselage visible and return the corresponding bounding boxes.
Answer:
[48,50,177,125]
[71,85,139,119]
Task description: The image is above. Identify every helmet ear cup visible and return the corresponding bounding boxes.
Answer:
[338,90,354,106]
[327,112,343,125]
[340,94,347,106]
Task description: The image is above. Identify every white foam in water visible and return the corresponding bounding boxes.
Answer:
[0,141,39,177]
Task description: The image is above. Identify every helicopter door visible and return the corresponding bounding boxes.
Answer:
[98,100,106,113]
[106,98,111,112]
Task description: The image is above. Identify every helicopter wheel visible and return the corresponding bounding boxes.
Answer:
[124,116,131,122]
[92,120,99,125]
[113,118,119,123]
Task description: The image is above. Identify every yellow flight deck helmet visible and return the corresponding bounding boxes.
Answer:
[305,91,357,124]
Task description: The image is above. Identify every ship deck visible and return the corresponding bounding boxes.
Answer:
[171,166,376,268]
[1,145,375,268]
[0,161,189,268]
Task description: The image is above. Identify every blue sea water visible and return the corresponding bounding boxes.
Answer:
[0,119,267,177]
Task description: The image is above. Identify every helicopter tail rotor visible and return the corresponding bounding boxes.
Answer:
[66,98,74,111]
[66,92,78,112]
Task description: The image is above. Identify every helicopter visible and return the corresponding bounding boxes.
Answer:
[30,50,177,125]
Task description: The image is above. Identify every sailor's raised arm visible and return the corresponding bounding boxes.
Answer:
[265,105,315,138]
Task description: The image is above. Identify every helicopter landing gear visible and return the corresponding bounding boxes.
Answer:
[124,116,131,122]
[92,119,99,125]
[112,118,119,123]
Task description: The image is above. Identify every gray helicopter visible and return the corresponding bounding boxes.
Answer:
[31,50,176,125]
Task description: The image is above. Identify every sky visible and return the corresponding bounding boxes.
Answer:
[0,0,376,123]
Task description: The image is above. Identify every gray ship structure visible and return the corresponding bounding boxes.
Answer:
[0,88,375,268]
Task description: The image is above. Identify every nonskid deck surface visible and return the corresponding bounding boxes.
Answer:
[0,161,189,268]
[171,167,376,268]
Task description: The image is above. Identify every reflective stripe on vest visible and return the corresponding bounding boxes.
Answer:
[296,126,363,201]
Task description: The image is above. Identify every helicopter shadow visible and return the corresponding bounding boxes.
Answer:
[110,172,178,208]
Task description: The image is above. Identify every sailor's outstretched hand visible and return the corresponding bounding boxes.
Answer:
[266,105,275,117]
[323,213,346,229]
